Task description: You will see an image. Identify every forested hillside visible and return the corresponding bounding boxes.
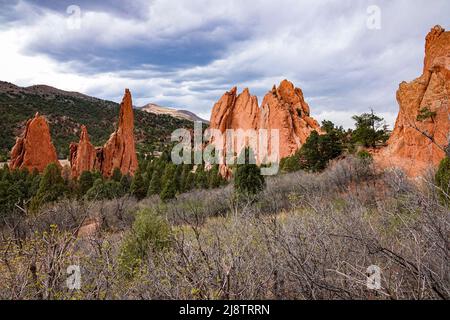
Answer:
[0,82,194,160]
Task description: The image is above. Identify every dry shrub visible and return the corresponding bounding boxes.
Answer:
[1,157,448,300]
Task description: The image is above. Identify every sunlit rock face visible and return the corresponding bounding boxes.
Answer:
[69,125,97,178]
[10,112,60,173]
[69,89,139,178]
[100,89,138,177]
[377,25,450,177]
[209,79,321,177]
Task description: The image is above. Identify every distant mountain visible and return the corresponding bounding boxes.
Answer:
[141,103,209,123]
[0,81,194,160]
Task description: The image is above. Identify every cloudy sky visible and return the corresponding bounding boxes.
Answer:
[0,0,448,128]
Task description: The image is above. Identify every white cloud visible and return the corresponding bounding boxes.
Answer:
[0,0,449,129]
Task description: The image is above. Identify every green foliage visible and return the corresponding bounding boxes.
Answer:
[280,120,347,173]
[179,164,193,192]
[234,148,265,196]
[435,157,450,205]
[78,171,94,197]
[208,164,226,188]
[357,150,373,161]
[148,166,163,196]
[351,111,389,148]
[0,90,193,158]
[300,127,343,172]
[112,168,122,182]
[280,152,301,173]
[85,178,123,201]
[417,107,437,122]
[0,166,42,219]
[120,174,132,194]
[119,208,172,276]
[160,164,177,202]
[130,168,147,200]
[30,163,67,211]
[195,164,209,189]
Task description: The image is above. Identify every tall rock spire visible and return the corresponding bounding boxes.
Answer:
[377,25,450,177]
[100,88,138,177]
[69,89,139,178]
[69,125,97,178]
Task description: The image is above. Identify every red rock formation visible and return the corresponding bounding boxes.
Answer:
[10,112,60,172]
[208,80,321,176]
[376,26,450,177]
[100,89,138,177]
[69,89,139,178]
[260,80,321,159]
[69,125,97,178]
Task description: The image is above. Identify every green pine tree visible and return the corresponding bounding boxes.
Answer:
[298,123,343,172]
[160,164,177,201]
[351,111,389,148]
[78,170,94,197]
[131,168,147,200]
[173,165,183,192]
[30,163,67,211]
[234,148,265,197]
[435,157,450,206]
[147,165,163,196]
[112,167,123,182]
[195,164,209,189]
[120,174,132,194]
[208,164,226,189]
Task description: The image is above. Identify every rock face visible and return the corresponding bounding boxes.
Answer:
[100,89,138,177]
[69,125,97,178]
[209,80,321,172]
[377,26,450,177]
[69,89,139,178]
[260,80,321,159]
[10,112,60,172]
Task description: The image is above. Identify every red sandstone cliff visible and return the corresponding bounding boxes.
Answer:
[10,112,60,172]
[377,25,450,176]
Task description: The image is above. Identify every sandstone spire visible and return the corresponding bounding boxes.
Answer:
[10,112,60,172]
[69,125,97,178]
[69,89,139,178]
[376,25,450,176]
[99,88,138,177]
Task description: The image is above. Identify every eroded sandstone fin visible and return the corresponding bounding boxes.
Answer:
[10,113,60,173]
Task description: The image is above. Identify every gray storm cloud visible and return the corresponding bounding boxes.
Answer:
[0,0,449,128]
